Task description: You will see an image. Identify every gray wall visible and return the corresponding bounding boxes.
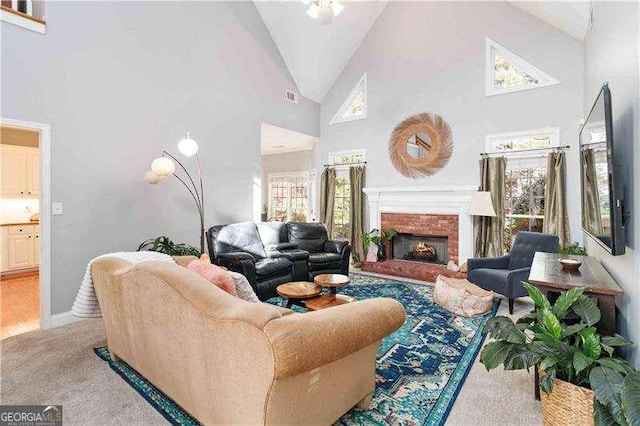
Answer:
[319,1,584,239]
[583,1,640,367]
[1,2,319,314]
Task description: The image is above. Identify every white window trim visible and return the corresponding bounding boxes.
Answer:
[1,7,45,34]
[267,171,310,221]
[329,73,367,125]
[485,126,560,157]
[485,38,559,97]
[327,149,366,171]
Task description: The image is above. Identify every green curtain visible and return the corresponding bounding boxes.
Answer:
[475,157,506,257]
[319,167,336,236]
[581,148,603,234]
[349,166,366,267]
[543,151,570,246]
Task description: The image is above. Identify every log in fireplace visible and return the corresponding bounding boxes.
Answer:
[393,233,449,265]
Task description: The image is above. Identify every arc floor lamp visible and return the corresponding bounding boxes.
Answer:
[144,132,205,253]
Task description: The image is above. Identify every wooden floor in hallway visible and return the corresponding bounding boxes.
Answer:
[1,271,40,339]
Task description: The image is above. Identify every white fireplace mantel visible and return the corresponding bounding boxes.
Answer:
[363,186,477,263]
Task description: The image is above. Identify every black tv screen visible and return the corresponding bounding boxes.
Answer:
[579,82,625,255]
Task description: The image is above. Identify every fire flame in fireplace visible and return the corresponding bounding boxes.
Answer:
[414,242,437,255]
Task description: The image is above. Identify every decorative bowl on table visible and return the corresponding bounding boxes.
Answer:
[559,257,582,271]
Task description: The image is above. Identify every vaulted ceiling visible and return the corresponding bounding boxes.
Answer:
[255,1,591,104]
[255,1,387,103]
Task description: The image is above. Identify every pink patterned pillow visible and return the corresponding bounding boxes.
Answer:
[187,260,238,297]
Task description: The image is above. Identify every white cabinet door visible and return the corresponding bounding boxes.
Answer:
[0,146,27,196]
[0,228,8,272]
[27,150,40,196]
[8,233,34,269]
[33,231,40,266]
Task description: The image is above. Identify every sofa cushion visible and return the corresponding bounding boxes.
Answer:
[187,259,238,297]
[467,268,510,293]
[308,252,342,264]
[212,222,267,259]
[226,270,260,303]
[287,223,328,253]
[308,253,342,271]
[255,257,292,278]
[508,231,559,270]
[257,222,288,248]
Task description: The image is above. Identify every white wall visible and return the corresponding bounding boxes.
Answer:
[583,1,640,367]
[319,1,584,240]
[1,2,319,314]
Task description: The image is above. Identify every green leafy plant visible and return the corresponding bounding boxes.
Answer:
[560,242,588,256]
[480,283,637,425]
[362,229,382,248]
[137,236,201,257]
[362,228,399,260]
[382,228,398,241]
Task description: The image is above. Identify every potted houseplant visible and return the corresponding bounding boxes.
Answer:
[137,236,201,257]
[480,282,639,425]
[362,229,383,262]
[362,228,398,262]
[559,242,588,256]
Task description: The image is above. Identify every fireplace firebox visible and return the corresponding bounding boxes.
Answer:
[393,233,449,265]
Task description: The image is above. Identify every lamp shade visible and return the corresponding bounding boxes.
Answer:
[144,170,162,184]
[151,157,175,177]
[467,191,497,217]
[178,132,198,157]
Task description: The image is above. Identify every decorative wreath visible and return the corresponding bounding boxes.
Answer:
[388,112,453,178]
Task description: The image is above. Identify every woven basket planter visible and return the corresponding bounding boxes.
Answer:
[540,377,594,426]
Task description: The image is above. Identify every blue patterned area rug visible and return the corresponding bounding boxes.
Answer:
[94,273,499,426]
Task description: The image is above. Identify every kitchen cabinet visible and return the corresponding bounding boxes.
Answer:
[0,145,40,197]
[1,224,39,273]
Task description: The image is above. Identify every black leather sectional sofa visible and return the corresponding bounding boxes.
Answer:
[206,222,351,300]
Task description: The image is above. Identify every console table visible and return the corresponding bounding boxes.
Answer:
[528,252,623,335]
[528,251,623,399]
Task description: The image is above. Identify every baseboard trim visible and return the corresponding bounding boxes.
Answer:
[49,311,83,328]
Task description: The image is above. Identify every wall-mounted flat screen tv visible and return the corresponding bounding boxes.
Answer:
[579,82,625,255]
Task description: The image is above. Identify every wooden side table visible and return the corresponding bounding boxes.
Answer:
[528,251,623,399]
[276,282,321,308]
[308,274,354,311]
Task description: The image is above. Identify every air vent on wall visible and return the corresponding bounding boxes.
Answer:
[285,90,299,104]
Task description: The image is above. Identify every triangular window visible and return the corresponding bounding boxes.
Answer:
[330,73,367,124]
[485,38,560,96]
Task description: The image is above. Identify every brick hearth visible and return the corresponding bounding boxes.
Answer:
[362,212,465,282]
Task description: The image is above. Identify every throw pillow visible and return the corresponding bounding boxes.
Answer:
[226,271,260,303]
[187,260,238,297]
[433,274,493,317]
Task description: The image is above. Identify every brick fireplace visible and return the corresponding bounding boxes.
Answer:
[361,186,476,282]
[383,213,459,264]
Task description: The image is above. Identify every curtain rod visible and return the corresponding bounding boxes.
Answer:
[480,145,570,157]
[323,161,368,167]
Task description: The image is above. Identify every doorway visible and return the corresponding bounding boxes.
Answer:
[0,118,50,339]
[260,123,318,223]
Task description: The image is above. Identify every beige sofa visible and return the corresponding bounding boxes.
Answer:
[92,256,406,425]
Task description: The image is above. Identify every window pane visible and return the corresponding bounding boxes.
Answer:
[494,54,539,90]
[504,165,546,251]
[332,176,351,240]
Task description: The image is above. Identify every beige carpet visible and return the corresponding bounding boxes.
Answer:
[0,297,541,425]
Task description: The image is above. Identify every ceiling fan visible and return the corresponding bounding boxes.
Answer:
[304,0,344,25]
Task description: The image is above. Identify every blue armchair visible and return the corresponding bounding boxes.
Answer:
[467,231,559,314]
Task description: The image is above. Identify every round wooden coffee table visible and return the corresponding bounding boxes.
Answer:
[307,274,354,311]
[276,281,321,308]
[313,273,350,294]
